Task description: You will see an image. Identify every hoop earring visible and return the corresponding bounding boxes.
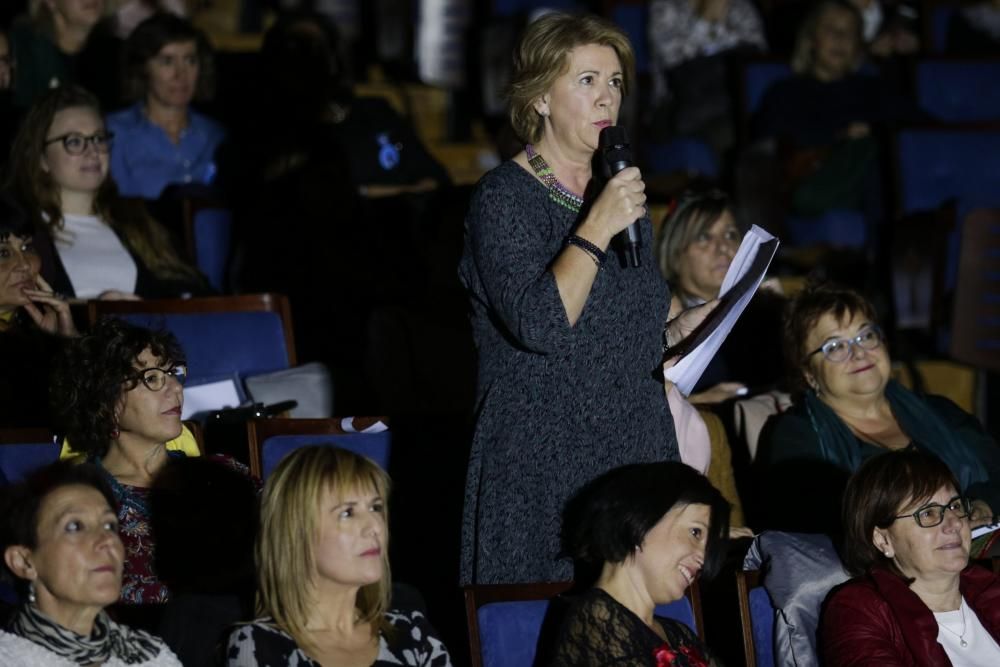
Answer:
[110,424,120,440]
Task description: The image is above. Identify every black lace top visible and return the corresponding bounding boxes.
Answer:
[542,589,713,667]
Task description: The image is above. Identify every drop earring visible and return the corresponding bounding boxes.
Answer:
[28,581,36,604]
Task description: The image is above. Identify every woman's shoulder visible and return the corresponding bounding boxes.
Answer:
[473,160,537,196]
[0,630,75,665]
[105,103,143,131]
[226,619,313,665]
[382,608,452,664]
[757,401,819,461]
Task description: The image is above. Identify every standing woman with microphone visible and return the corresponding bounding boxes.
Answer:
[459,12,713,585]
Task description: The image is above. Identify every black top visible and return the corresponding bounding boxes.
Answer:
[753,74,928,148]
[458,160,678,584]
[541,588,711,667]
[0,317,64,427]
[224,609,452,667]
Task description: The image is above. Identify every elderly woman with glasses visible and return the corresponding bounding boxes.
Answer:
[7,84,209,301]
[757,282,1000,538]
[48,316,245,606]
[821,449,1000,665]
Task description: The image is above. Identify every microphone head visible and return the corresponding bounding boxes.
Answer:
[599,125,632,175]
[599,125,629,152]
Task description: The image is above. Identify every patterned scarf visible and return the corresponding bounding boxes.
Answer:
[804,379,989,490]
[10,603,162,664]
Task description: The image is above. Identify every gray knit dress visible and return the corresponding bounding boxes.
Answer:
[459,160,680,584]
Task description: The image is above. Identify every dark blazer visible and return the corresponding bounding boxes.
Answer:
[33,224,212,300]
[822,565,1000,666]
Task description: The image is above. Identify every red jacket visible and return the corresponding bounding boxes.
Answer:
[821,565,1000,666]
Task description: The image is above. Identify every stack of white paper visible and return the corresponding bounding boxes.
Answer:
[664,225,780,395]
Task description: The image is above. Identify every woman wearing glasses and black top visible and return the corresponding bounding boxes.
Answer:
[756,282,1000,538]
[6,85,209,300]
[822,449,1000,665]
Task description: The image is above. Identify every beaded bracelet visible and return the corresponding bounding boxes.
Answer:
[565,235,607,268]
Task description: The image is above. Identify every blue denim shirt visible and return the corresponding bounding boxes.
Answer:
[106,103,226,199]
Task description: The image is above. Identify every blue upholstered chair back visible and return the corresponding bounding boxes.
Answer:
[895,127,1000,288]
[611,4,649,73]
[928,5,957,53]
[916,61,1000,123]
[114,311,291,384]
[0,438,60,484]
[475,595,698,667]
[742,61,792,117]
[259,432,392,478]
[749,587,776,667]
[192,208,233,292]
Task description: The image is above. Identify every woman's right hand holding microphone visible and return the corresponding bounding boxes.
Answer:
[576,166,647,248]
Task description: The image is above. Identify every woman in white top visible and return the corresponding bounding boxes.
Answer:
[7,84,208,300]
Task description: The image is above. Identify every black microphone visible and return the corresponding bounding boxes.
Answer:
[599,125,640,267]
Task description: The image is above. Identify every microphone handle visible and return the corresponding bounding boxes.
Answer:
[608,158,641,268]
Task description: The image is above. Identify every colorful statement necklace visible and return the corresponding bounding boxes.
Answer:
[525,144,584,214]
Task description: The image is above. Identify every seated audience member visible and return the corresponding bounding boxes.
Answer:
[250,10,449,197]
[112,0,188,39]
[822,449,1000,665]
[657,189,786,404]
[538,461,729,666]
[0,192,77,427]
[7,84,210,299]
[225,445,453,666]
[0,461,181,665]
[107,13,224,199]
[753,0,926,225]
[757,282,1000,535]
[0,27,18,162]
[948,0,1000,56]
[648,0,766,153]
[847,0,919,57]
[50,317,251,605]
[8,0,121,109]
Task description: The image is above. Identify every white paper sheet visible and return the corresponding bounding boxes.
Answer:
[664,225,780,395]
[181,378,243,420]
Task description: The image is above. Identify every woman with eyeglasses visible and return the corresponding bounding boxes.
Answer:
[822,449,1000,665]
[6,84,209,301]
[50,316,228,605]
[757,282,1000,538]
[656,188,786,405]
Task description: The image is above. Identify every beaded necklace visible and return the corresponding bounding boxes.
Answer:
[525,144,584,214]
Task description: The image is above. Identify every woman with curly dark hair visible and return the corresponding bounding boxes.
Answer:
[7,84,210,300]
[50,316,190,604]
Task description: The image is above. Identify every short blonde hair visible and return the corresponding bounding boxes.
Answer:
[508,12,635,144]
[255,446,392,648]
[656,189,734,286]
[791,0,864,75]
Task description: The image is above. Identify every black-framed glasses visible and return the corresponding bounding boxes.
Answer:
[134,366,187,392]
[894,496,970,528]
[43,132,114,156]
[805,324,883,363]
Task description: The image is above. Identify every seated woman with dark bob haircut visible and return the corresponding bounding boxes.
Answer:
[822,449,1000,665]
[757,282,1000,537]
[540,461,729,666]
[225,445,452,666]
[0,461,181,665]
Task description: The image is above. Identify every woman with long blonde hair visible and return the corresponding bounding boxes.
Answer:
[226,446,453,667]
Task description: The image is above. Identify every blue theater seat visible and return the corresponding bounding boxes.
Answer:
[247,417,391,479]
[0,429,59,484]
[465,581,703,667]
